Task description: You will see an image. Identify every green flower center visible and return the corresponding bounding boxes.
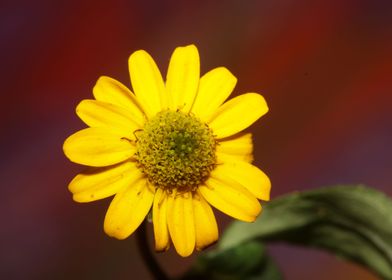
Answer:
[135,110,217,192]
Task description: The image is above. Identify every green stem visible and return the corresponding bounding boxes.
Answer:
[136,221,169,280]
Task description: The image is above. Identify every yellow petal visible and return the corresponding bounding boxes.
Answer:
[193,191,219,250]
[213,161,270,201]
[208,93,268,139]
[152,188,170,252]
[191,67,237,121]
[76,99,142,131]
[216,133,253,163]
[166,45,200,112]
[199,175,261,222]
[167,192,195,257]
[128,50,166,118]
[93,76,145,125]
[69,161,142,202]
[63,128,135,167]
[104,179,154,239]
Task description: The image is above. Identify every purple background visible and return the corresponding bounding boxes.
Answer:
[1,0,391,279]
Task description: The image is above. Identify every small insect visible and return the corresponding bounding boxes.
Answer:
[133,129,144,143]
[120,137,134,144]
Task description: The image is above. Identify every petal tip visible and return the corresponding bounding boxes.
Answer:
[72,193,91,203]
[172,44,199,58]
[129,49,148,60]
[95,75,110,84]
[103,224,130,240]
[179,44,198,50]
[196,239,218,251]
[176,248,194,257]
[155,244,170,253]
[255,93,269,114]
[128,50,151,70]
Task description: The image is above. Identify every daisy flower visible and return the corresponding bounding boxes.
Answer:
[63,44,271,257]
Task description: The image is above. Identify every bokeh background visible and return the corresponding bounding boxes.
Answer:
[1,0,391,279]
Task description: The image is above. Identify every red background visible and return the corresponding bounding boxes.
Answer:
[1,0,391,279]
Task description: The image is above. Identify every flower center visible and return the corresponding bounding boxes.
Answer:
[135,110,217,192]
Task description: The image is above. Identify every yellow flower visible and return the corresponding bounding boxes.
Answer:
[63,44,271,257]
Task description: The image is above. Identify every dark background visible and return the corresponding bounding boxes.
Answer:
[1,0,391,279]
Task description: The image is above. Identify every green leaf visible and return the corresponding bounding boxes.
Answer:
[181,241,282,280]
[220,185,392,279]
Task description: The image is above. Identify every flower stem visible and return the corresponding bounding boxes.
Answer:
[136,220,169,280]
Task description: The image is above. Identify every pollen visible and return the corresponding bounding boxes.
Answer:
[135,110,217,192]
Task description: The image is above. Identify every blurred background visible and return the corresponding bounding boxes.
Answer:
[1,0,391,279]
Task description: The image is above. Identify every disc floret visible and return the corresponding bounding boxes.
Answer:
[135,110,216,192]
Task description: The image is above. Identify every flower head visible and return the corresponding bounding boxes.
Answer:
[63,44,271,257]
